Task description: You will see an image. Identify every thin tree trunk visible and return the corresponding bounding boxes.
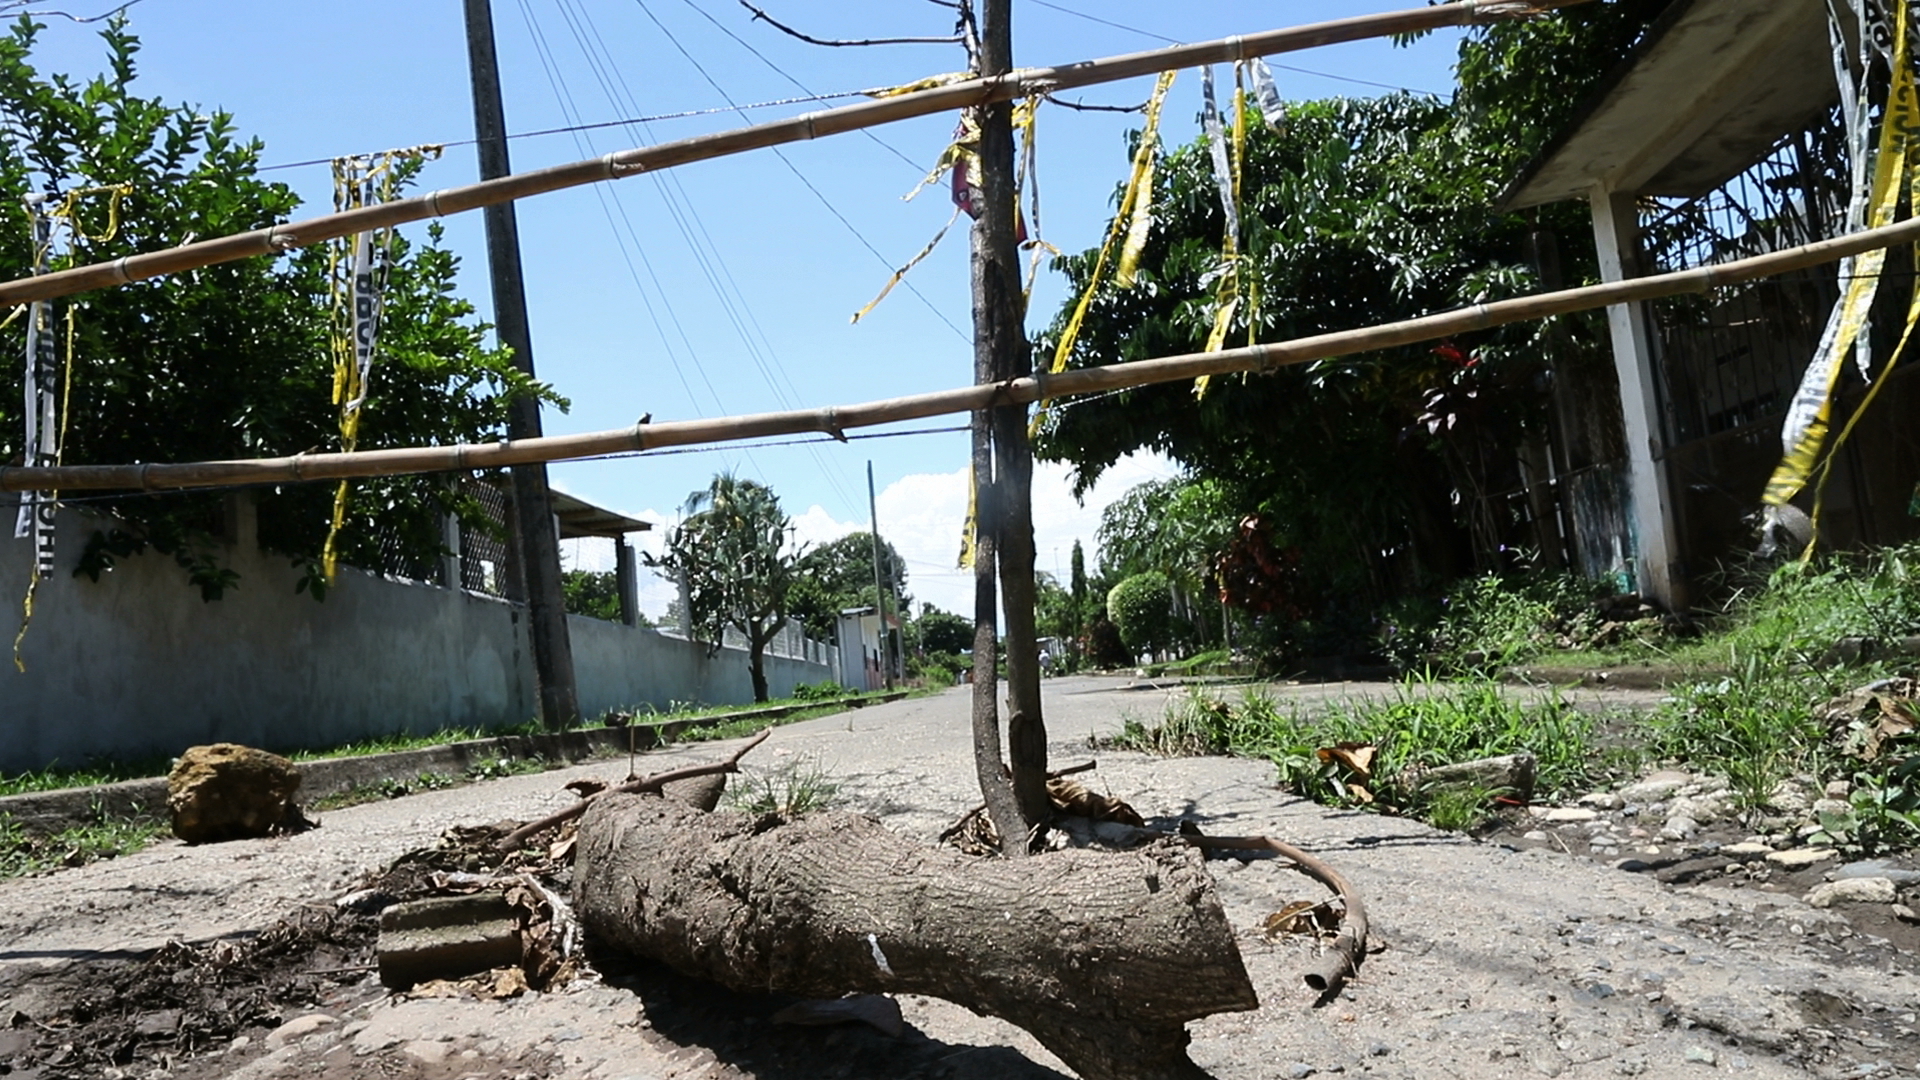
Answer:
[977,0,1051,840]
[748,637,770,702]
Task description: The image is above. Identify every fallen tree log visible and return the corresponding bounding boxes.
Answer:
[573,792,1258,1080]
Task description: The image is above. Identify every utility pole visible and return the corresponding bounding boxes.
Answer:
[967,0,1050,849]
[463,0,579,729]
[866,461,894,692]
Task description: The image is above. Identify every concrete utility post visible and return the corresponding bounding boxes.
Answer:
[463,0,580,728]
[1588,186,1687,612]
[866,461,894,691]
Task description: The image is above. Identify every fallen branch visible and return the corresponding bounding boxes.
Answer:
[495,727,771,852]
[1180,832,1369,997]
[574,792,1256,1080]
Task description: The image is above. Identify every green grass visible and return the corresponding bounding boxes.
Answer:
[0,687,901,800]
[1115,676,1610,830]
[725,756,842,816]
[0,805,166,879]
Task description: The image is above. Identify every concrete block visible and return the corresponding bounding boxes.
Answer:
[376,891,521,990]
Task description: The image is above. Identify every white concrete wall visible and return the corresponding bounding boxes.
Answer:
[0,506,832,774]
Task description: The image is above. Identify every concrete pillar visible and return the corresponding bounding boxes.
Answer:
[1588,186,1687,610]
[221,490,256,551]
[614,538,639,627]
[439,513,463,590]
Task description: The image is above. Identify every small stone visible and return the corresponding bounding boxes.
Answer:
[1524,830,1551,841]
[1620,772,1690,803]
[1367,1043,1391,1057]
[1684,1046,1717,1065]
[266,1013,337,1049]
[1542,807,1598,823]
[1824,779,1851,799]
[1892,904,1919,923]
[1578,791,1626,811]
[1285,1064,1316,1079]
[1767,848,1837,868]
[1722,841,1772,856]
[1660,816,1698,841]
[1810,798,1851,819]
[1807,877,1897,907]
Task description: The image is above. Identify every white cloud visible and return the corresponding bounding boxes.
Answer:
[555,451,1179,627]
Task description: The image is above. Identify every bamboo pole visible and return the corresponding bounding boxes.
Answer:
[8,199,1894,495]
[0,1,1589,308]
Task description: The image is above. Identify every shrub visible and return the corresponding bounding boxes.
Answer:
[1107,572,1176,657]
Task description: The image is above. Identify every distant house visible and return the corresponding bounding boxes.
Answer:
[835,605,901,691]
[1500,0,1919,608]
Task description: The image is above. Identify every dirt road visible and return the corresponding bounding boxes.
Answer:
[2,676,1914,1079]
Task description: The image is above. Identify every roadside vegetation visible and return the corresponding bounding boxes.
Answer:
[1119,543,1920,852]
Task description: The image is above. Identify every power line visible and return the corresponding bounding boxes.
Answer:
[565,0,856,503]
[1026,0,1447,98]
[514,0,721,420]
[671,0,973,343]
[257,87,882,174]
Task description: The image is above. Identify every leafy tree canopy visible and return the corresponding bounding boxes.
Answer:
[646,473,796,702]
[788,530,909,640]
[0,16,557,598]
[563,569,622,622]
[912,604,973,656]
[1035,84,1617,610]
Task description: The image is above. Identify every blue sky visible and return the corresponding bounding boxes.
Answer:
[26,0,1467,617]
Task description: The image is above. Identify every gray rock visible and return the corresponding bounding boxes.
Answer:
[1684,1046,1716,1065]
[1619,772,1690,803]
[1823,779,1851,799]
[1810,798,1851,819]
[1833,859,1920,885]
[1660,816,1698,841]
[1806,877,1897,907]
[1766,847,1836,868]
[1577,791,1626,811]
[1285,1064,1316,1079]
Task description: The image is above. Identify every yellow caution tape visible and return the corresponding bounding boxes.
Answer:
[957,467,979,570]
[1197,70,1253,398]
[1045,70,1175,381]
[852,205,963,324]
[1766,0,1915,510]
[1806,240,1920,555]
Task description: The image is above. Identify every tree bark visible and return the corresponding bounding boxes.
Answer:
[748,638,770,702]
[574,792,1258,1080]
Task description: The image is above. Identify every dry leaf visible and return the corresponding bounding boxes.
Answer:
[1316,742,1377,780]
[1262,899,1343,941]
[1047,776,1146,826]
[547,835,577,863]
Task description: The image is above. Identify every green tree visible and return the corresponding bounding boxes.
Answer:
[1107,571,1176,659]
[562,569,621,622]
[787,531,909,640]
[647,473,796,702]
[1035,91,1595,617]
[913,604,973,656]
[0,16,553,599]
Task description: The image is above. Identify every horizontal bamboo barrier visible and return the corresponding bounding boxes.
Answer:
[1,209,1908,494]
[0,0,1588,307]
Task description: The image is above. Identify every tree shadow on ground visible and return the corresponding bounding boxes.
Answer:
[589,946,1071,1080]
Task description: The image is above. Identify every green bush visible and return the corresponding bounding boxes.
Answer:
[791,680,849,702]
[1107,572,1176,657]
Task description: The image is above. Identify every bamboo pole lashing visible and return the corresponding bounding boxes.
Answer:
[0,0,1592,308]
[0,204,1912,495]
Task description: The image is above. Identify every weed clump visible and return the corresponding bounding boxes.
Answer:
[1116,678,1605,830]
